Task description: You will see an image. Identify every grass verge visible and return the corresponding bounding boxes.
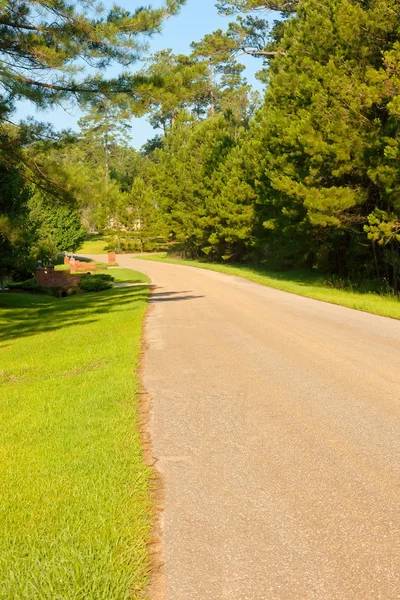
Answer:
[79,234,109,255]
[132,254,400,320]
[109,268,150,286]
[53,267,150,285]
[0,269,151,599]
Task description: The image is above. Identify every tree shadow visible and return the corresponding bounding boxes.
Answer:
[1,286,204,345]
[149,288,204,303]
[1,288,147,345]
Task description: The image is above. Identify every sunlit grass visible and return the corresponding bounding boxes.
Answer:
[0,270,151,599]
[79,234,109,255]
[53,267,150,286]
[110,268,150,285]
[133,254,400,320]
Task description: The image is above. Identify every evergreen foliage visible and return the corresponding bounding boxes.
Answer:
[29,192,86,254]
[0,0,186,108]
[0,156,33,282]
[3,0,400,292]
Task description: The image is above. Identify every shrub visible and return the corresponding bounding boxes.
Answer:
[7,278,81,298]
[66,287,80,296]
[46,286,65,298]
[79,273,114,292]
[8,278,43,293]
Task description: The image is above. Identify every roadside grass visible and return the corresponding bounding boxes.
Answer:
[110,268,150,285]
[79,234,109,255]
[54,266,150,286]
[132,254,400,320]
[0,270,152,599]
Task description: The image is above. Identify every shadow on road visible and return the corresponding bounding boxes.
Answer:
[149,289,204,303]
[1,286,205,345]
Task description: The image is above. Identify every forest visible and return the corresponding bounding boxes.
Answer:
[2,0,400,292]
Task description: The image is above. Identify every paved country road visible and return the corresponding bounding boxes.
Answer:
[98,256,400,599]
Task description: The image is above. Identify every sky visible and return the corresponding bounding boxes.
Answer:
[15,0,269,149]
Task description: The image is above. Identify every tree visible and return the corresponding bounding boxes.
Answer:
[142,113,250,258]
[236,0,400,285]
[0,0,186,278]
[29,192,86,254]
[0,0,186,113]
[116,175,166,251]
[134,50,208,132]
[79,101,132,190]
[0,156,33,283]
[216,1,297,15]
[191,30,255,119]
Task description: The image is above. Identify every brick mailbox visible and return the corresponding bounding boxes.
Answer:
[36,265,82,288]
[69,258,96,272]
[108,252,116,265]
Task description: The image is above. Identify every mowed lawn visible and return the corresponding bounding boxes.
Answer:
[0,270,152,599]
[79,235,109,255]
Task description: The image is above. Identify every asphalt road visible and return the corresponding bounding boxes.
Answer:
[113,256,400,599]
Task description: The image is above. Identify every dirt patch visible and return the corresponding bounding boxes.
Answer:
[0,369,23,385]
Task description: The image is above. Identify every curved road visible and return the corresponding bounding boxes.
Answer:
[108,256,400,598]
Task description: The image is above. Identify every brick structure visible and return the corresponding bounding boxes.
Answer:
[108,252,116,265]
[64,256,70,265]
[36,266,82,288]
[69,258,97,272]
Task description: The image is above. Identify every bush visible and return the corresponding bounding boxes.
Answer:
[8,278,41,292]
[47,286,65,298]
[66,287,80,296]
[79,273,114,292]
[7,279,80,298]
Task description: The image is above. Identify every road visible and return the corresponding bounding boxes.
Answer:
[108,256,400,598]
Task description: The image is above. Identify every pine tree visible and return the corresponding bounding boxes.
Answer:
[0,0,186,111]
[29,192,86,254]
[191,31,255,119]
[134,50,208,132]
[79,101,131,190]
[241,0,400,283]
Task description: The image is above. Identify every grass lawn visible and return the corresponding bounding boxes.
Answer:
[132,253,400,320]
[110,268,150,285]
[0,270,152,599]
[79,234,109,255]
[53,267,150,286]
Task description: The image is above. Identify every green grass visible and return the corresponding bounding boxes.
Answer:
[110,268,150,285]
[0,270,152,599]
[79,234,109,255]
[132,254,400,320]
[54,267,150,286]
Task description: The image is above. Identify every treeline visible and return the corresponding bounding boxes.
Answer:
[136,0,400,291]
[2,0,400,291]
[0,0,185,280]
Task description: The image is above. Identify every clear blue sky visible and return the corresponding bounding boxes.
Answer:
[15,0,269,149]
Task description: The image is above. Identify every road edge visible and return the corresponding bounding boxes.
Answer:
[138,285,166,600]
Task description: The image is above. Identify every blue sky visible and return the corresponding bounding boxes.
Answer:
[15,0,269,149]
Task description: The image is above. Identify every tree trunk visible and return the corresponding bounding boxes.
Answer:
[209,62,215,117]
[372,242,380,280]
[104,128,110,190]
